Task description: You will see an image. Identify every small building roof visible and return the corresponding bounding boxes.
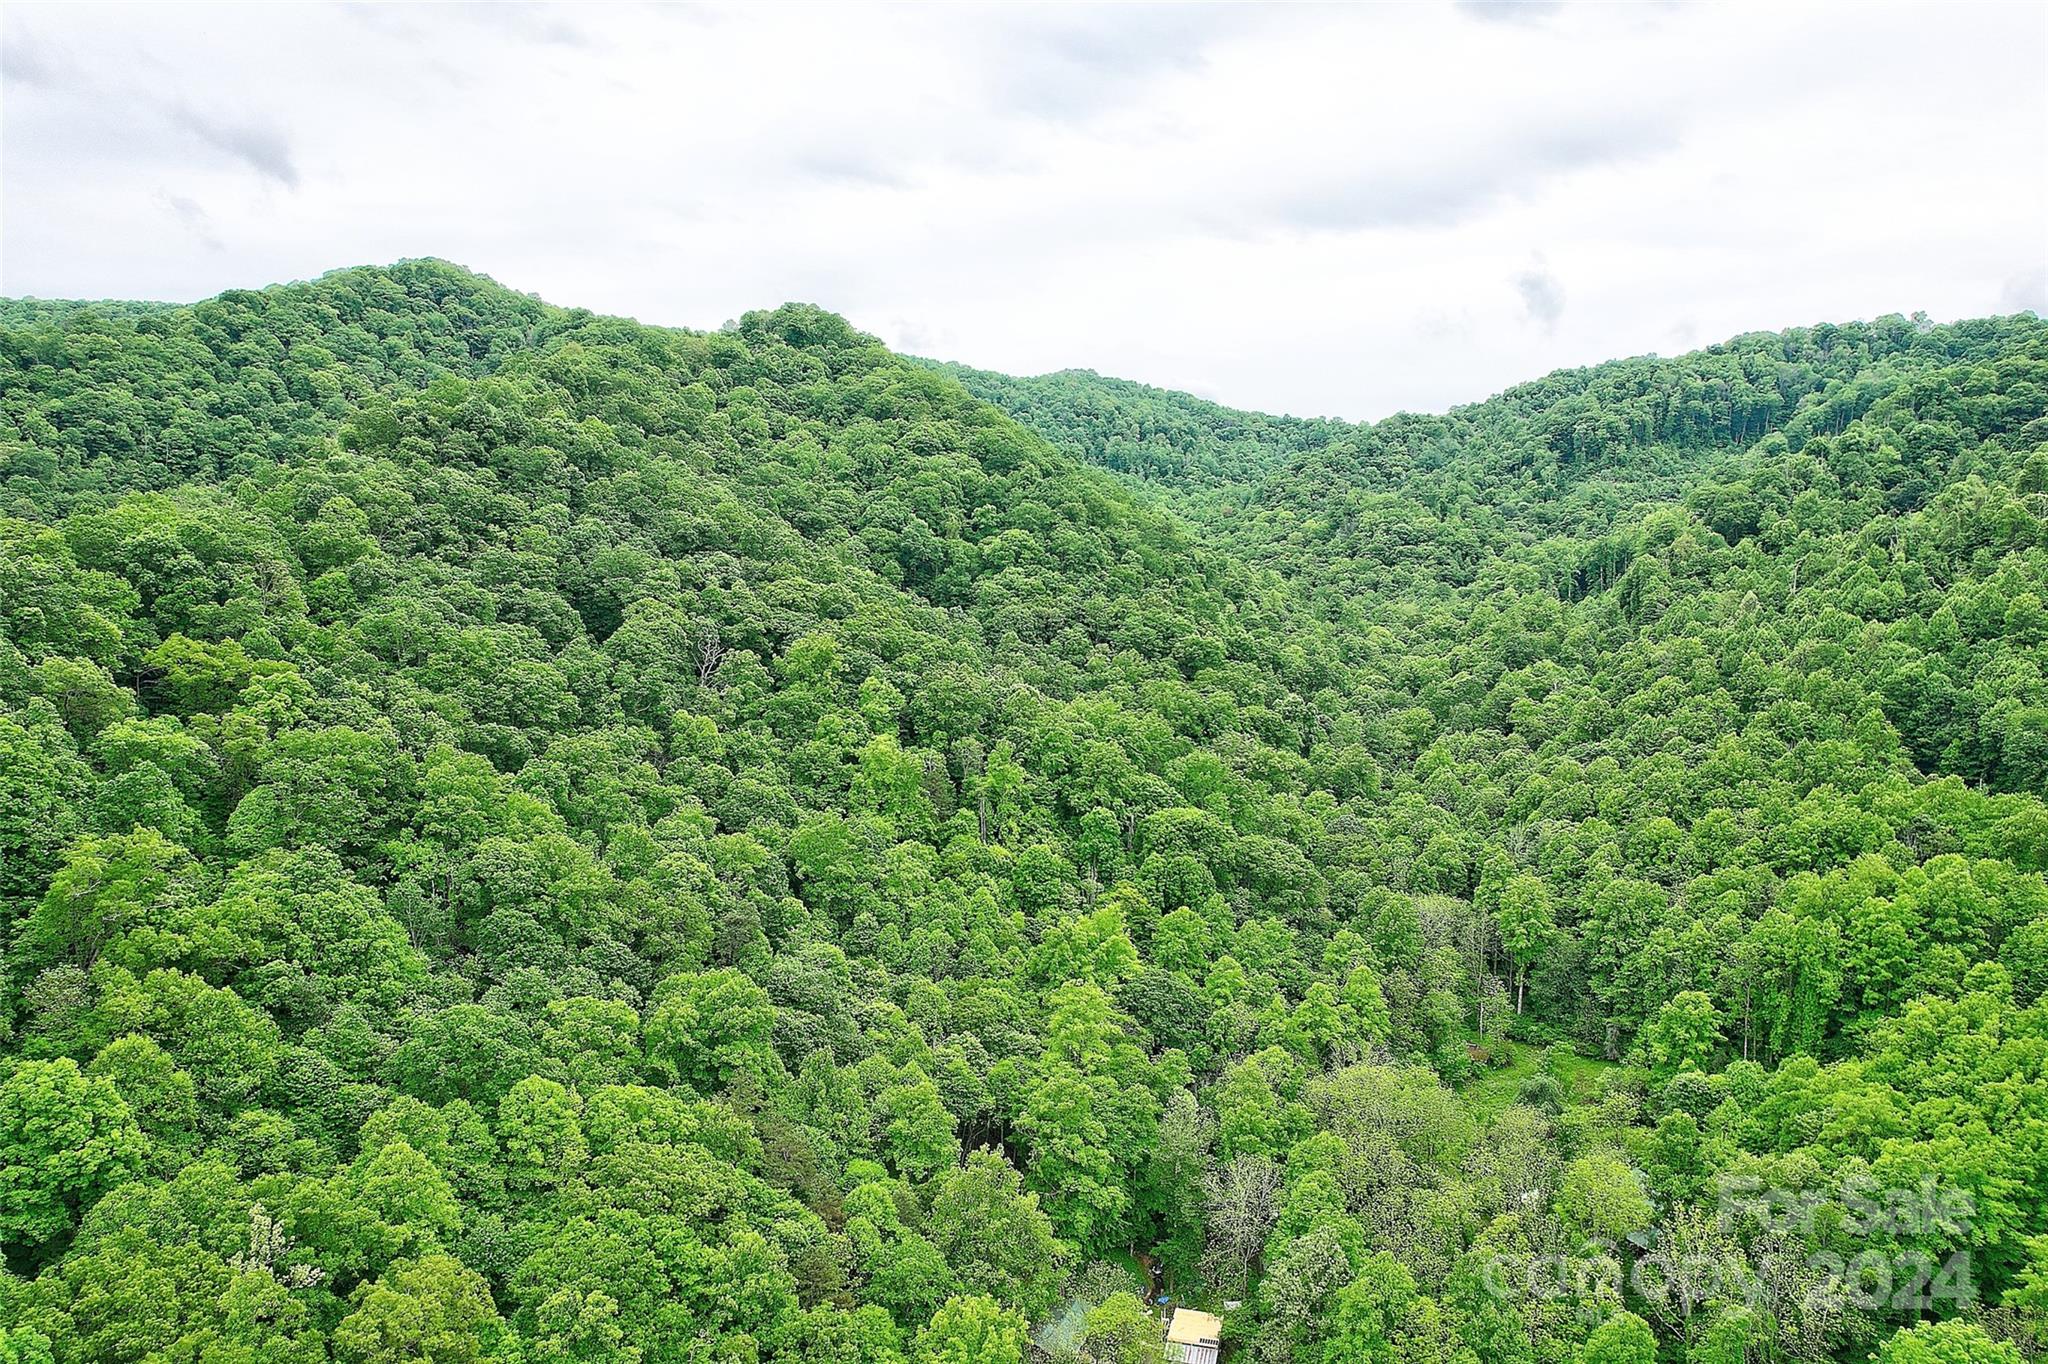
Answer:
[1167,1308,1224,1345]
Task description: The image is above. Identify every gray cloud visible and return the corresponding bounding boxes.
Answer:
[336,4,426,40]
[886,316,956,356]
[341,2,592,48]
[454,1,591,49]
[1414,309,1478,344]
[1,27,60,86]
[985,4,1274,120]
[1028,6,1234,75]
[155,189,223,252]
[171,106,299,188]
[790,147,908,190]
[1455,0,1564,25]
[1515,263,1565,331]
[1265,112,1679,234]
[2000,266,2046,317]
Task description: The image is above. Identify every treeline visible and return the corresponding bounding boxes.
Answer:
[920,361,1341,496]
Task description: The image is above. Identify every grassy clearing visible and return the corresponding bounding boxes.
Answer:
[1460,1040,1615,1122]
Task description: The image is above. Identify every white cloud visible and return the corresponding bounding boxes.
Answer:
[2,0,2043,419]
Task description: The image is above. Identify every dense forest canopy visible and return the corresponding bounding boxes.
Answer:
[1,259,2045,1364]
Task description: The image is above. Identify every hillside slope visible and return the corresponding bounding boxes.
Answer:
[1,264,2046,1364]
[918,360,1340,497]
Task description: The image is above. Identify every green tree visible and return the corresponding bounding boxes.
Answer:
[1640,991,1724,1077]
[498,1075,589,1192]
[0,1057,148,1251]
[1495,874,1557,1015]
[882,1069,961,1184]
[1015,1065,1127,1250]
[0,1329,55,1364]
[1555,1153,1652,1245]
[927,1149,1065,1321]
[1579,1311,1656,1364]
[1081,1291,1164,1364]
[529,1286,643,1364]
[16,828,205,975]
[1873,1322,2021,1364]
[334,1254,512,1364]
[916,1294,1028,1364]
[646,967,779,1093]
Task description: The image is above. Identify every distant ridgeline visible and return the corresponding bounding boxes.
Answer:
[1,259,2045,1364]
[0,297,181,329]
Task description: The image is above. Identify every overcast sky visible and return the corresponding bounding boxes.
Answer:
[3,2,2044,420]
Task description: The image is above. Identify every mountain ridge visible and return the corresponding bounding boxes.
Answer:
[14,254,2034,448]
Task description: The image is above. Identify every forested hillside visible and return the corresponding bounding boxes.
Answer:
[2,261,2046,1364]
[919,362,1340,499]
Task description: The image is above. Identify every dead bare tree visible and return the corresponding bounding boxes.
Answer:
[696,620,725,688]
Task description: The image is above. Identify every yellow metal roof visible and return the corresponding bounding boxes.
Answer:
[1167,1308,1223,1345]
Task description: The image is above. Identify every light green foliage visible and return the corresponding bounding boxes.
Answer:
[17,828,205,975]
[1640,991,1724,1077]
[1556,1152,1653,1245]
[1321,1252,1474,1364]
[880,1068,960,1183]
[498,1076,588,1191]
[0,1328,55,1364]
[646,968,779,1094]
[529,1286,642,1364]
[1579,1311,1657,1364]
[350,1136,465,1258]
[1080,1291,1165,1364]
[916,1295,1027,1364]
[926,1150,1064,1321]
[1874,1322,2022,1364]
[0,1057,148,1250]
[2007,1235,2048,1350]
[844,1179,956,1327]
[85,1033,197,1151]
[336,1253,512,1364]
[1494,874,1556,1016]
